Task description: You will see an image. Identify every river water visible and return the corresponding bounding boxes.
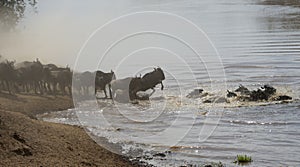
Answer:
[39,0,300,166]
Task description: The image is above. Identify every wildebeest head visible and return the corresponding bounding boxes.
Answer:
[141,67,165,90]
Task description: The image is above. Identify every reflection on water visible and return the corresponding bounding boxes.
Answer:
[257,0,300,30]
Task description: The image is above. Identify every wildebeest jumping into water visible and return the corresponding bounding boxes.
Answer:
[110,68,165,102]
[129,68,165,101]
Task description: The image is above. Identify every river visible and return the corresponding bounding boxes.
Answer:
[39,0,300,166]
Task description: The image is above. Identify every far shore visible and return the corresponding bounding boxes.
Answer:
[0,92,138,167]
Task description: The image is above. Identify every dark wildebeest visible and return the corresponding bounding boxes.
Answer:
[50,67,72,95]
[75,71,94,95]
[0,60,17,94]
[15,59,44,94]
[42,64,59,94]
[129,68,165,101]
[95,70,116,98]
[109,68,165,102]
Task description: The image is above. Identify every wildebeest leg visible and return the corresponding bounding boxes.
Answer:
[33,81,38,94]
[13,83,19,93]
[108,84,113,100]
[25,83,29,93]
[129,88,139,101]
[60,84,66,95]
[47,82,52,94]
[160,82,164,90]
[68,86,72,96]
[84,86,88,95]
[39,81,44,95]
[149,88,156,96]
[103,85,108,98]
[5,80,11,94]
[53,82,57,96]
[43,81,47,92]
[0,81,4,91]
[22,82,26,93]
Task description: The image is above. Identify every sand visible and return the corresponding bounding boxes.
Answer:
[0,93,136,167]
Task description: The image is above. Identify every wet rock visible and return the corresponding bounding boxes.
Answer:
[249,89,269,101]
[187,89,204,98]
[235,84,251,95]
[143,155,153,160]
[261,84,276,96]
[153,152,166,157]
[227,90,237,97]
[273,95,292,101]
[164,150,171,154]
[203,99,212,103]
[204,165,212,167]
[204,97,228,103]
[214,97,228,103]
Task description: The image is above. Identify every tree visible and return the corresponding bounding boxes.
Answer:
[0,0,37,31]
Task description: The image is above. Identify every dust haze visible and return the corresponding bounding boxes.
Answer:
[0,0,128,68]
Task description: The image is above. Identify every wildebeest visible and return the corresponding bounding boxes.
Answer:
[73,70,115,98]
[74,71,93,96]
[42,64,59,94]
[0,60,17,94]
[129,68,165,100]
[15,59,44,94]
[50,66,72,95]
[109,68,165,102]
[95,70,116,98]
[109,77,132,100]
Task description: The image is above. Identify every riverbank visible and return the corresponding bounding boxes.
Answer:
[0,93,136,166]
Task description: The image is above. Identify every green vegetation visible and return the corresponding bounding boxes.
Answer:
[233,155,252,165]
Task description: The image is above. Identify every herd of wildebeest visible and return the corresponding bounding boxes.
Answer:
[0,58,293,103]
[0,59,73,95]
[0,58,166,102]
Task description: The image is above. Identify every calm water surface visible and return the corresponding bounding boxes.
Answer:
[40,0,300,166]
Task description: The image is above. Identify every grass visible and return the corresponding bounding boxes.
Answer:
[233,155,252,165]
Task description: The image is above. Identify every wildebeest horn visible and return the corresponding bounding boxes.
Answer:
[160,82,164,90]
[111,69,113,73]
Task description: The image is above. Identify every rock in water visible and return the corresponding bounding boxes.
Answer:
[227,90,237,98]
[273,95,292,101]
[235,84,251,95]
[186,89,204,98]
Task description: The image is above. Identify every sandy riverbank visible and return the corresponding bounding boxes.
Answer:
[0,93,137,166]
